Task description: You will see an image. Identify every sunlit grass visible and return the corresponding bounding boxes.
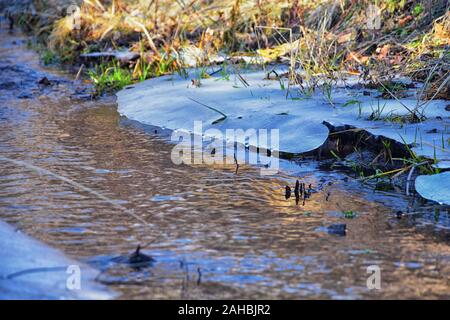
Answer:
[88,62,132,95]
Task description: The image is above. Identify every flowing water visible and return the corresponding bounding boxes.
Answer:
[0,26,449,299]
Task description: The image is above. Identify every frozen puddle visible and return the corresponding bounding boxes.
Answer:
[0,221,116,299]
[117,68,449,203]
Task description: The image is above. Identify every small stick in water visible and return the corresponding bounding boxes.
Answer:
[303,183,308,206]
[294,180,300,205]
[285,186,291,199]
[234,153,239,174]
[8,14,14,30]
[197,267,202,285]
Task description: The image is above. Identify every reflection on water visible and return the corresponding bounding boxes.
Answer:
[0,28,449,299]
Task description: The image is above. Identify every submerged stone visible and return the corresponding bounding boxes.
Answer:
[327,224,347,236]
[37,76,51,86]
[128,245,155,265]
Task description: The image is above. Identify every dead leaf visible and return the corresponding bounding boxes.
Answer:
[345,51,369,64]
[376,44,391,60]
[398,15,413,27]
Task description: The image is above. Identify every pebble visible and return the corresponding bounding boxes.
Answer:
[327,224,347,236]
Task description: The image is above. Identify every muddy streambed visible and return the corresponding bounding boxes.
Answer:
[0,28,449,299]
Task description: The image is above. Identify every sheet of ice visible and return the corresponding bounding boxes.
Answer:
[0,220,116,299]
[415,172,450,205]
[117,69,449,163]
[433,160,450,169]
[117,71,330,154]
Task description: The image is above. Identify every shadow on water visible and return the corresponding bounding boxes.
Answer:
[0,26,449,299]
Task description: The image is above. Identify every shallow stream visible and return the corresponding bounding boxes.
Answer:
[0,26,449,299]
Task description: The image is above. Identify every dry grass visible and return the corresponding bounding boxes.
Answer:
[406,12,450,100]
[14,0,447,99]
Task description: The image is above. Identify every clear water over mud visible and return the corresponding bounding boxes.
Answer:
[0,27,449,299]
